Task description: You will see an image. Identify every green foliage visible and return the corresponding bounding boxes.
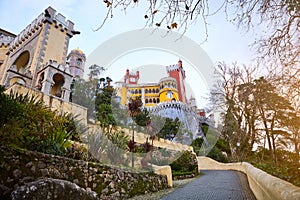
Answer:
[107,130,129,150]
[215,138,231,156]
[191,137,204,155]
[172,170,197,176]
[0,90,80,156]
[158,117,181,141]
[245,148,300,187]
[128,97,151,127]
[201,123,209,136]
[95,78,116,133]
[170,151,198,174]
[0,88,22,126]
[71,78,97,119]
[134,108,151,127]
[191,136,229,163]
[207,146,229,163]
[106,132,130,165]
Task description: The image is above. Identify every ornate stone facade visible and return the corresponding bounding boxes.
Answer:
[0,6,87,124]
[116,61,206,143]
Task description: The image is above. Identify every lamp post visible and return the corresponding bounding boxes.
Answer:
[236,142,242,164]
[131,122,135,168]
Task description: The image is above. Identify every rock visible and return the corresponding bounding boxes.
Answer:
[30,165,36,173]
[73,179,79,184]
[7,177,14,182]
[63,165,68,172]
[102,188,109,194]
[52,168,61,178]
[109,181,115,189]
[111,191,120,198]
[25,161,33,168]
[40,169,49,176]
[20,177,34,184]
[121,188,126,194]
[0,184,11,196]
[37,161,46,169]
[117,171,124,180]
[13,169,22,179]
[11,178,99,200]
[92,183,97,189]
[86,187,92,193]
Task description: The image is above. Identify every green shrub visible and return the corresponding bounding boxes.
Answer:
[172,170,197,176]
[0,90,81,156]
[170,151,198,173]
[191,137,204,156]
[207,146,228,163]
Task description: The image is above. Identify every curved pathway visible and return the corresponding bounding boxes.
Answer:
[161,170,256,200]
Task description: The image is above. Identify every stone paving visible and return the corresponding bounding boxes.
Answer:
[161,170,256,200]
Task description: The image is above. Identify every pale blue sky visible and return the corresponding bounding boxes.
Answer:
[0,0,256,63]
[0,0,257,108]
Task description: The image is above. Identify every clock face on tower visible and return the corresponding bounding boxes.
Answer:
[130,77,135,82]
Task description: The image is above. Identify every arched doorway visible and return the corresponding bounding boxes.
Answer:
[9,76,26,85]
[13,51,30,73]
[50,73,65,98]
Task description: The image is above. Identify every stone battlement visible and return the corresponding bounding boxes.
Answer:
[8,6,75,52]
[0,34,15,47]
[40,59,70,74]
[166,64,180,72]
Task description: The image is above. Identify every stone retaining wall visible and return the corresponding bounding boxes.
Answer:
[121,128,193,152]
[0,146,168,199]
[6,83,87,125]
[197,156,300,200]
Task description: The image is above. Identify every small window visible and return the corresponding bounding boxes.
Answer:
[167,91,173,98]
[77,58,82,66]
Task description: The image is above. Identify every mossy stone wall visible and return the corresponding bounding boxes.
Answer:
[0,146,168,199]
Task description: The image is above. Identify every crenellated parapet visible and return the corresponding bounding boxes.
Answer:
[166,64,181,72]
[7,13,44,52]
[39,59,71,74]
[0,35,15,48]
[149,101,196,115]
[7,6,77,54]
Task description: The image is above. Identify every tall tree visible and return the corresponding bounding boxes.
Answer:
[95,77,116,134]
[158,117,181,141]
[71,65,105,120]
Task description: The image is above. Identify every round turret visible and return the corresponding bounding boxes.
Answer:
[67,48,86,78]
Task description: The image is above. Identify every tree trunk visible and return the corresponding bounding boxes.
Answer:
[260,107,273,159]
[270,117,277,164]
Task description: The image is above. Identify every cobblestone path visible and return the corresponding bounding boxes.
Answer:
[161,170,256,200]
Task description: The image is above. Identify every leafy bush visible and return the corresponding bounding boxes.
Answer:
[191,137,204,155]
[207,146,229,163]
[170,151,198,174]
[0,90,81,156]
[246,148,300,187]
